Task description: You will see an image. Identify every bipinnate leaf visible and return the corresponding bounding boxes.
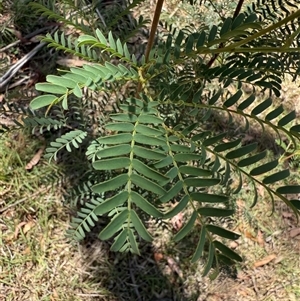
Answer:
[99,209,128,240]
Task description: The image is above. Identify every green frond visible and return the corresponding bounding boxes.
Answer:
[42,32,100,62]
[29,2,91,33]
[45,130,88,161]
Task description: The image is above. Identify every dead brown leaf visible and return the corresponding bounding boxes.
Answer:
[290,228,300,238]
[253,254,276,268]
[23,220,35,234]
[25,146,45,170]
[14,221,27,239]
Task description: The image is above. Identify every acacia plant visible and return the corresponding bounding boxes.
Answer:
[24,0,300,276]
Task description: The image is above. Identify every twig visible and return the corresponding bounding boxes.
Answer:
[206,0,246,68]
[0,26,58,92]
[0,26,55,53]
[129,257,142,301]
[0,187,50,213]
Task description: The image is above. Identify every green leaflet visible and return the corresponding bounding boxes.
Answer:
[93,157,131,170]
[92,174,128,193]
[46,75,77,88]
[206,225,240,240]
[105,122,134,132]
[250,159,278,176]
[110,113,137,122]
[226,143,257,159]
[160,181,183,203]
[130,191,163,218]
[237,94,256,110]
[132,159,169,182]
[128,229,140,254]
[131,174,166,195]
[265,105,284,121]
[133,145,166,160]
[179,166,212,177]
[214,139,241,152]
[99,209,129,240]
[251,98,272,115]
[174,211,197,242]
[198,207,234,217]
[97,133,132,144]
[191,192,228,203]
[278,111,296,126]
[214,241,242,262]
[202,133,227,147]
[184,178,220,187]
[94,191,128,215]
[111,229,128,252]
[96,144,131,158]
[30,95,57,110]
[263,169,290,184]
[164,195,189,219]
[130,210,153,241]
[174,153,203,162]
[135,124,164,136]
[203,243,215,277]
[277,186,300,194]
[137,114,163,124]
[223,90,243,107]
[35,83,67,94]
[191,226,206,263]
[237,151,266,167]
[134,134,167,147]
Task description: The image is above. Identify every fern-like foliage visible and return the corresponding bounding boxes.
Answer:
[26,1,300,277]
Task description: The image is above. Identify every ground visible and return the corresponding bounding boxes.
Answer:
[0,1,300,300]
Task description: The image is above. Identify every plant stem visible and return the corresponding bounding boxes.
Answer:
[206,0,246,68]
[145,0,164,63]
